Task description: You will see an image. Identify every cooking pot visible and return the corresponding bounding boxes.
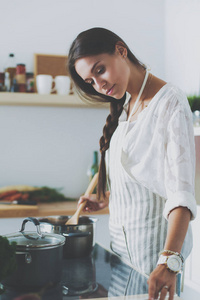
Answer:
[2,217,65,291]
[38,215,97,258]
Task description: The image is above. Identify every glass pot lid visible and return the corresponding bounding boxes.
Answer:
[3,217,65,250]
[4,231,65,250]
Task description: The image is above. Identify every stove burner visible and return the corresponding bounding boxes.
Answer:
[62,283,98,296]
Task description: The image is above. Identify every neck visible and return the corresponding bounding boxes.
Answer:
[126,63,146,101]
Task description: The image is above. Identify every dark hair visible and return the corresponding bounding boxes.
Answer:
[67,27,144,200]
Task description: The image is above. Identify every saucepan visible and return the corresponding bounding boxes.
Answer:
[38,215,98,258]
[2,217,65,291]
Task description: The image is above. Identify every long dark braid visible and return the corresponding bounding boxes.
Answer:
[97,97,126,200]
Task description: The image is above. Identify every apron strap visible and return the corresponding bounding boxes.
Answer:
[127,69,149,123]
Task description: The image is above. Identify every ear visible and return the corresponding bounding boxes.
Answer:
[115,42,128,58]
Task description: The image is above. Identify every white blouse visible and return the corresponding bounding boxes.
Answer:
[120,83,197,221]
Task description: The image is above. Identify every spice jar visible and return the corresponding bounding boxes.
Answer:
[0,73,5,91]
[26,72,34,93]
[16,63,26,92]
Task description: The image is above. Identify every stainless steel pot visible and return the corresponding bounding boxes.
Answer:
[2,217,65,291]
[38,216,98,258]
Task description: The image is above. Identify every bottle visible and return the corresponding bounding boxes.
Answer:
[91,151,99,178]
[0,73,4,91]
[26,72,34,93]
[16,64,26,92]
[4,72,10,91]
[10,78,19,92]
[4,53,16,87]
[88,151,99,193]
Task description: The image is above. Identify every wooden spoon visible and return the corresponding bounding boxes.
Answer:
[65,172,98,225]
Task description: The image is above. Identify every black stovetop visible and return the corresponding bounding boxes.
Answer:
[1,244,148,300]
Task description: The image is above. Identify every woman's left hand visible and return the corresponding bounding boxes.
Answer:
[147,265,177,300]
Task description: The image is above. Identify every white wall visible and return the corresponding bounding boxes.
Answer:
[0,0,165,197]
[165,0,200,95]
[0,105,108,197]
[0,0,165,77]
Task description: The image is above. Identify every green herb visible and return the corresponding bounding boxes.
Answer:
[188,95,200,112]
[0,236,17,294]
[27,186,77,203]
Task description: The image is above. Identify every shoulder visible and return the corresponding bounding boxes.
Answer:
[154,83,192,120]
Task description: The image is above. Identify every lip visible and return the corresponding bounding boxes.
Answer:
[106,85,115,96]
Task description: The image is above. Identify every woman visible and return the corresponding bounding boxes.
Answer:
[67,27,197,300]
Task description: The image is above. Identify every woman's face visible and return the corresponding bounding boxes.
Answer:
[75,47,130,99]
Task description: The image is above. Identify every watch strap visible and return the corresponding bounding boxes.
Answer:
[160,249,184,263]
[157,254,183,274]
[157,255,168,265]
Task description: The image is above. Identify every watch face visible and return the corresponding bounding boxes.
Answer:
[167,255,182,272]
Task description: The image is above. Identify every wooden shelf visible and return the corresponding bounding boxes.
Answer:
[0,92,109,109]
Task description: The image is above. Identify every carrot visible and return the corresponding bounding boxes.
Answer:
[0,193,23,201]
[0,190,18,199]
[0,196,13,201]
[21,193,29,200]
[8,193,23,201]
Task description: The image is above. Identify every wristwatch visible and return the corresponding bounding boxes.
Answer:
[157,254,183,273]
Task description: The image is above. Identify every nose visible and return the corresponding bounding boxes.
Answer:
[95,78,106,92]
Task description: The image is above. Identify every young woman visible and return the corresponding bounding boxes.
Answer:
[67,27,197,300]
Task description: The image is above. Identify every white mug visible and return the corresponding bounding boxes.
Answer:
[54,76,70,95]
[36,74,53,94]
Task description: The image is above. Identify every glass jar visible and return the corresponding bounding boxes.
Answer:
[16,64,26,92]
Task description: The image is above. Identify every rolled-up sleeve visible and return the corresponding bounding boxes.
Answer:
[163,104,197,220]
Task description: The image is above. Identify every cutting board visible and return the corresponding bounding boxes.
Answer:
[0,204,38,218]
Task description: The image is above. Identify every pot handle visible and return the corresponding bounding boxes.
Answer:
[20,217,43,238]
[15,251,32,264]
[62,232,91,238]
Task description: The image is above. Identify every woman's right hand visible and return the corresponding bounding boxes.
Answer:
[78,191,110,213]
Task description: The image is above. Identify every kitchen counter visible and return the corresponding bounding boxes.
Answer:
[84,296,182,300]
[0,216,182,300]
[0,240,182,300]
[0,243,182,300]
[0,201,109,218]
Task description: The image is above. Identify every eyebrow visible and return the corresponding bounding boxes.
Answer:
[84,60,100,82]
[91,61,100,74]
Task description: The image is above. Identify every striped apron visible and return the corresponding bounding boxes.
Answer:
[107,70,168,276]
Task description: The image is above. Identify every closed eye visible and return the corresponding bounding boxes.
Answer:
[84,65,105,85]
[85,79,94,85]
[96,66,105,75]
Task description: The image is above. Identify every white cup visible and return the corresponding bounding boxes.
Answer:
[54,76,70,95]
[36,74,53,94]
